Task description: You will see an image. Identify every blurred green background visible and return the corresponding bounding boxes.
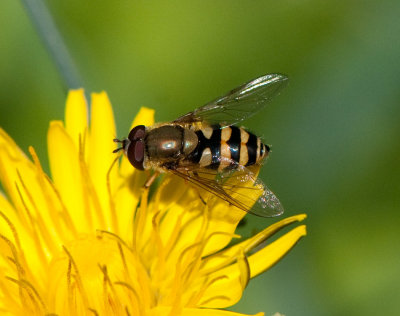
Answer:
[1,0,400,315]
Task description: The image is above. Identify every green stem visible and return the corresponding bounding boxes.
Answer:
[21,0,83,90]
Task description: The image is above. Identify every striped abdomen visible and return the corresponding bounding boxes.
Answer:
[188,125,269,170]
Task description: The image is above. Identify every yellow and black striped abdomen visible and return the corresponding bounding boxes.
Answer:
[188,125,269,170]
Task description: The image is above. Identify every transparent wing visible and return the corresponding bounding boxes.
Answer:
[174,73,288,127]
[170,164,283,217]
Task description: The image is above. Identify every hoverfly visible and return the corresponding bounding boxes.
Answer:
[114,74,288,217]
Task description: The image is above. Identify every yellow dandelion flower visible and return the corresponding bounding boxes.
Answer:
[0,89,306,316]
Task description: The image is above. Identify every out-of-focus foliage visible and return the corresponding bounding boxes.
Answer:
[1,1,399,315]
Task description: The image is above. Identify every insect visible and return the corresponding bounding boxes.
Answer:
[114,74,288,217]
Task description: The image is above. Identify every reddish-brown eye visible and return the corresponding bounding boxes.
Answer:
[128,125,146,141]
[127,140,145,170]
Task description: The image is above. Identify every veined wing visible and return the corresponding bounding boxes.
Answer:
[174,74,288,127]
[170,164,283,218]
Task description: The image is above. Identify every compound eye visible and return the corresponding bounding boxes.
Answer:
[128,125,146,141]
[127,140,145,170]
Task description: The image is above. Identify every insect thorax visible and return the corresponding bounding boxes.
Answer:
[144,125,198,167]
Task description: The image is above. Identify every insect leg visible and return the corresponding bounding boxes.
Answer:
[144,172,159,188]
[193,186,207,205]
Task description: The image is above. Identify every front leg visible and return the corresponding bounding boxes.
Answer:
[144,171,159,188]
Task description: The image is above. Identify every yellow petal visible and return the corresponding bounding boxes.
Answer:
[192,226,307,308]
[0,128,32,212]
[248,224,307,277]
[199,216,307,308]
[0,192,18,241]
[0,130,51,238]
[202,201,245,256]
[201,214,307,274]
[237,249,250,290]
[154,176,206,254]
[88,91,117,229]
[0,131,57,282]
[129,106,155,132]
[155,175,245,262]
[65,89,88,149]
[89,91,117,179]
[197,263,245,308]
[47,121,87,230]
